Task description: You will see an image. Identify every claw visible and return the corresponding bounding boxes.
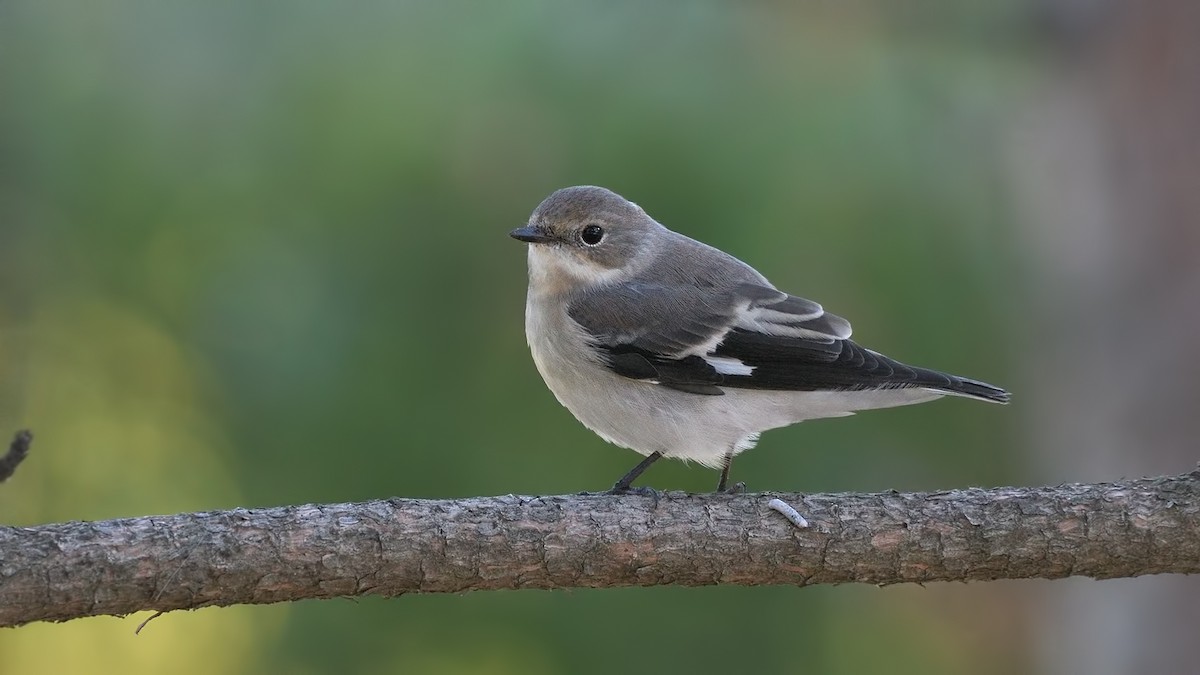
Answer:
[721,481,747,495]
[606,485,661,499]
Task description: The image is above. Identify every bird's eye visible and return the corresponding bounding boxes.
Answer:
[580,224,605,246]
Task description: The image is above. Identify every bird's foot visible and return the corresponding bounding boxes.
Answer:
[604,484,661,509]
[720,481,747,495]
[605,484,661,499]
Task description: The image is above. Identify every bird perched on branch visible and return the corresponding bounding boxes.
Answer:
[512,185,1009,493]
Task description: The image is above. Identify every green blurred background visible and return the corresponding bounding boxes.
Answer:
[3,2,1198,674]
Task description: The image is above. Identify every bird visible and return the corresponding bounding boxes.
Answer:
[510,185,1009,493]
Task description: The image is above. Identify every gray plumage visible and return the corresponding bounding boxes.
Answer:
[512,185,1008,489]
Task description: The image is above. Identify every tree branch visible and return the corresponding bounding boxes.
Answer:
[0,430,32,483]
[2,470,1198,628]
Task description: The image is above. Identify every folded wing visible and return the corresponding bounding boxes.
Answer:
[568,281,1009,403]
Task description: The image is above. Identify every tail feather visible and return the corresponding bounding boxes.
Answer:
[934,375,1011,404]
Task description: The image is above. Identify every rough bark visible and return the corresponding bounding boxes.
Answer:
[2,471,1199,628]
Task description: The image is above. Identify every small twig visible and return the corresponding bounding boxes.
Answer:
[0,430,32,483]
[134,611,164,635]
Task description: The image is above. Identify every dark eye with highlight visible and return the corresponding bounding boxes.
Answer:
[580,224,604,246]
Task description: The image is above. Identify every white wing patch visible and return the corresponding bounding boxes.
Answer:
[704,355,755,376]
[677,291,853,360]
[752,307,824,324]
[734,301,853,341]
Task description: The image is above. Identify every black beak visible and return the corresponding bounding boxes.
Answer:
[509,225,554,244]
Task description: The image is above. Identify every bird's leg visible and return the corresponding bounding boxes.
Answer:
[607,451,664,494]
[716,451,734,492]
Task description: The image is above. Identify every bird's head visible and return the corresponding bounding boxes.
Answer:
[511,186,663,291]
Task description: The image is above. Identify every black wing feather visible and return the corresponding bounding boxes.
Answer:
[569,277,1008,403]
[597,330,1009,403]
[605,347,725,396]
[714,330,935,391]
